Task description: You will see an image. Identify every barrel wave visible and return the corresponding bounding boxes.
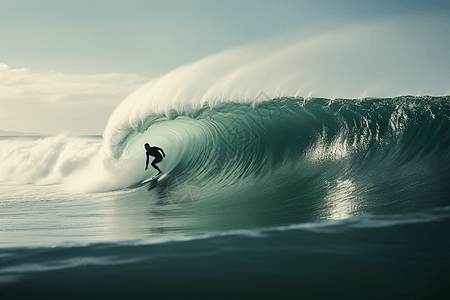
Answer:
[87,95,449,226]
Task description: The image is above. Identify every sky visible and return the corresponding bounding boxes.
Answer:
[1,0,449,135]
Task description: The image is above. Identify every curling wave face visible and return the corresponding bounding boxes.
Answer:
[96,96,450,220]
[1,96,450,223]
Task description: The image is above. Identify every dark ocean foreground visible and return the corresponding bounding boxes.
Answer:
[1,96,450,299]
[1,208,449,300]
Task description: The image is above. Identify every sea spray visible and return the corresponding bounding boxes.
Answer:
[103,16,450,159]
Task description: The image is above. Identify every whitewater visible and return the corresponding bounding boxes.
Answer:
[1,17,450,299]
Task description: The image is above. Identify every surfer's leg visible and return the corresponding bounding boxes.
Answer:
[151,157,163,174]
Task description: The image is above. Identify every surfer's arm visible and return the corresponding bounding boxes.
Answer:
[145,154,149,170]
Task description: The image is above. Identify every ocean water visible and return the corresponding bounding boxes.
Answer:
[1,96,450,299]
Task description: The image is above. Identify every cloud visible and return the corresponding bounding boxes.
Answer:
[0,63,150,134]
[0,63,150,104]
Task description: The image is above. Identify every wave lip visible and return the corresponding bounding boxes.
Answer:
[103,16,450,158]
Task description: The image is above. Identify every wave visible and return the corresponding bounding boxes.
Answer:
[2,17,450,214]
[101,16,450,157]
[0,135,101,186]
[92,16,450,195]
[2,96,450,209]
[102,96,448,217]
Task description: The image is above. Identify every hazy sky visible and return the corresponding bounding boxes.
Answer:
[1,1,449,134]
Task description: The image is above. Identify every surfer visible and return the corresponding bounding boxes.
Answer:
[144,143,166,174]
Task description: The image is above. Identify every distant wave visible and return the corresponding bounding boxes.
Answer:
[0,135,101,186]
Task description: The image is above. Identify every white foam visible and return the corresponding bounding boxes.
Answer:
[0,136,101,186]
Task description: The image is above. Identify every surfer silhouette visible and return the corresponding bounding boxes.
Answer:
[144,143,165,174]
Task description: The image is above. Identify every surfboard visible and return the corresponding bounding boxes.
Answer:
[141,173,163,184]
